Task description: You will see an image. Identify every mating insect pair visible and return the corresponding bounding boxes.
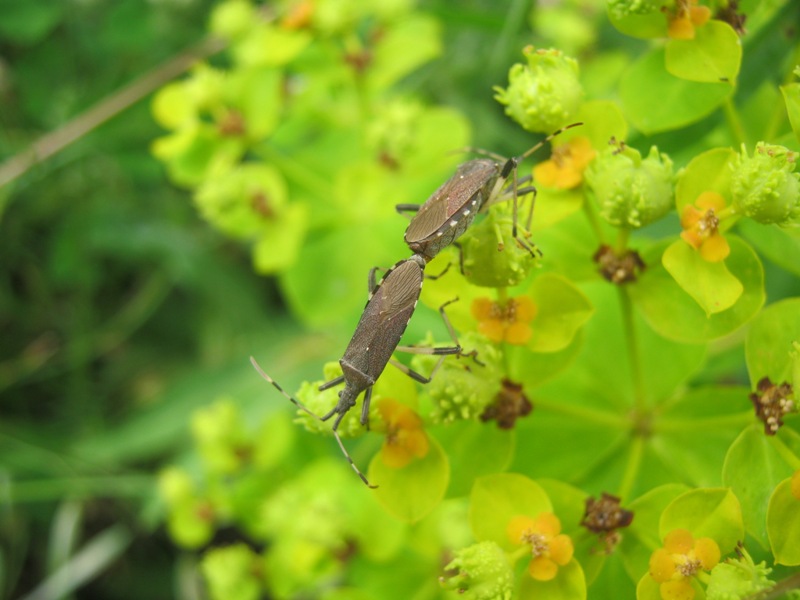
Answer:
[252,123,582,487]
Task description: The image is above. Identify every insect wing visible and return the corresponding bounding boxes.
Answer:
[405,159,498,242]
[341,260,423,379]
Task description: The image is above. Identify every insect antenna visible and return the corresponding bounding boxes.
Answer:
[518,121,584,161]
[251,355,377,488]
[332,423,378,489]
[249,356,321,421]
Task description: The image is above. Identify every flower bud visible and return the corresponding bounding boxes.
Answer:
[411,333,503,425]
[461,202,539,288]
[494,47,583,134]
[705,547,774,599]
[209,0,255,41]
[584,145,674,228]
[441,541,514,600]
[194,164,288,239]
[295,363,374,438]
[730,143,800,225]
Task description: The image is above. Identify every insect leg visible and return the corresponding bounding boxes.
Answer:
[318,374,346,391]
[360,386,373,428]
[424,261,452,280]
[396,298,482,364]
[388,355,448,384]
[395,203,421,218]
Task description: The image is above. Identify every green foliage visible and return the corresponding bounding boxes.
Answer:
[4,0,800,599]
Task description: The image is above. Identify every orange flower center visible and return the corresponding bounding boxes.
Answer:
[471,296,536,345]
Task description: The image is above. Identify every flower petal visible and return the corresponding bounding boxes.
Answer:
[660,578,696,600]
[507,515,536,545]
[505,322,533,345]
[550,534,574,565]
[534,512,561,537]
[649,548,677,583]
[699,233,730,262]
[664,528,693,554]
[528,556,559,581]
[693,537,721,570]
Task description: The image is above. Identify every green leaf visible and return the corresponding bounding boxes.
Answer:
[469,473,551,550]
[636,572,704,600]
[151,126,245,188]
[530,188,584,231]
[631,237,765,342]
[560,99,629,148]
[662,240,743,315]
[653,386,751,487]
[620,484,691,584]
[519,558,586,600]
[280,218,408,329]
[505,330,584,389]
[722,425,798,548]
[620,48,733,134]
[0,0,64,43]
[151,81,196,130]
[231,23,312,67]
[767,476,800,565]
[737,220,800,278]
[745,297,800,386]
[527,273,594,353]
[607,6,668,39]
[665,21,742,84]
[368,435,449,523]
[253,202,309,273]
[228,68,283,140]
[367,15,442,92]
[660,488,744,554]
[780,82,800,144]
[436,421,515,498]
[675,148,737,211]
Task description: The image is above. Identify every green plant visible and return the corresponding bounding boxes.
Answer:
[150,0,799,599]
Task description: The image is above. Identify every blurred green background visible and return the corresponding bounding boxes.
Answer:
[0,1,594,597]
[3,0,799,598]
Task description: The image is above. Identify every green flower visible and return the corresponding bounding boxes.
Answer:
[191,399,251,474]
[295,362,376,438]
[730,143,800,225]
[494,46,583,134]
[460,202,540,288]
[584,145,674,228]
[705,547,774,600]
[201,544,262,600]
[441,541,514,600]
[411,333,503,425]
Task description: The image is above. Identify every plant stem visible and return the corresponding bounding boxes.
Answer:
[722,97,748,147]
[0,36,226,190]
[615,228,630,254]
[764,42,800,141]
[582,196,606,244]
[655,411,753,433]
[618,287,647,411]
[533,397,628,429]
[618,433,644,500]
[747,571,800,600]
